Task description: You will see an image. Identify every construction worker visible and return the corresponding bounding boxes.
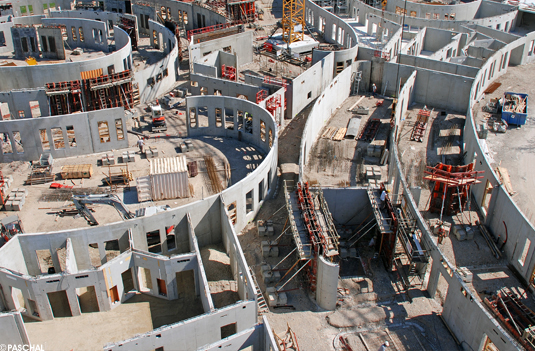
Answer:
[372,83,377,97]
[137,137,145,154]
[379,341,390,351]
[380,189,388,209]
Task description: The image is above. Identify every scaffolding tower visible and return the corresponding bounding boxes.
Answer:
[282,0,306,44]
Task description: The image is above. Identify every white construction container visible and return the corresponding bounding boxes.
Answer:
[150,156,189,200]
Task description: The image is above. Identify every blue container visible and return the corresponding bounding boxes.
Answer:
[502,92,528,126]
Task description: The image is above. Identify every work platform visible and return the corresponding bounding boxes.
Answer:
[367,187,394,234]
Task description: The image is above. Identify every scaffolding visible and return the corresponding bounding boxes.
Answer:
[282,0,306,44]
[424,163,484,218]
[45,81,84,116]
[221,64,237,81]
[84,70,135,111]
[226,0,256,23]
[283,181,339,293]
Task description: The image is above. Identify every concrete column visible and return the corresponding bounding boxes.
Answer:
[425,261,441,298]
[316,256,339,310]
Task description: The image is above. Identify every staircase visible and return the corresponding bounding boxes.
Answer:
[249,267,269,313]
[136,176,152,202]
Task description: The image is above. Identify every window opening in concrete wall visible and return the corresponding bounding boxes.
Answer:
[244,112,253,134]
[98,121,110,143]
[176,270,195,297]
[76,286,99,313]
[237,110,244,130]
[139,267,153,292]
[29,101,41,118]
[0,102,10,120]
[21,37,28,52]
[191,81,198,87]
[214,89,222,96]
[115,119,124,140]
[237,94,248,100]
[198,106,208,127]
[223,45,231,53]
[519,239,531,266]
[215,108,222,127]
[12,132,23,153]
[246,190,253,214]
[153,30,158,47]
[27,298,39,317]
[40,129,50,150]
[167,7,171,20]
[71,26,77,40]
[503,52,509,69]
[435,272,449,306]
[166,226,176,251]
[481,334,498,351]
[40,35,48,52]
[189,107,197,128]
[29,37,35,52]
[0,133,12,154]
[11,287,26,311]
[481,180,493,215]
[260,120,266,141]
[66,125,76,147]
[307,91,312,99]
[48,36,56,52]
[144,14,149,29]
[109,285,120,303]
[43,4,48,14]
[178,10,182,22]
[51,127,65,149]
[200,86,207,95]
[160,6,166,19]
[48,290,72,317]
[104,239,120,262]
[49,3,56,10]
[336,61,344,74]
[409,10,416,17]
[268,129,273,148]
[221,322,237,339]
[88,243,101,268]
[227,201,237,224]
[505,21,509,32]
[331,24,336,41]
[225,108,234,129]
[122,268,135,293]
[108,20,113,30]
[0,32,4,47]
[146,229,162,253]
[259,179,265,202]
[20,6,27,15]
[157,278,167,296]
[18,110,25,118]
[107,64,115,75]
[433,13,439,20]
[79,27,84,42]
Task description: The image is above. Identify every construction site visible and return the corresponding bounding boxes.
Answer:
[0,0,535,349]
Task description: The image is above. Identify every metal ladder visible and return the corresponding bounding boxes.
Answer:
[249,267,269,313]
[98,89,107,109]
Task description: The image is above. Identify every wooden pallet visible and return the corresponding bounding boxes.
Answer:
[496,166,515,195]
[321,127,337,139]
[26,173,56,185]
[332,128,347,141]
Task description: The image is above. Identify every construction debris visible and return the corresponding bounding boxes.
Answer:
[410,109,431,142]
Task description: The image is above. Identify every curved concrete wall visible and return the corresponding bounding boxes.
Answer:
[10,0,72,16]
[385,0,481,21]
[306,0,359,72]
[134,19,178,103]
[187,95,278,230]
[352,0,518,31]
[0,24,132,91]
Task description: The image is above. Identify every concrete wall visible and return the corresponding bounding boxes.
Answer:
[0,26,132,91]
[0,107,128,162]
[385,0,481,21]
[49,10,136,39]
[299,65,351,179]
[11,0,72,16]
[0,88,49,119]
[306,0,359,76]
[189,31,253,66]
[42,17,108,52]
[134,19,178,104]
[352,0,517,32]
[0,21,14,54]
[291,52,334,119]
[189,74,262,102]
[0,312,30,345]
[377,62,473,113]
[398,55,479,78]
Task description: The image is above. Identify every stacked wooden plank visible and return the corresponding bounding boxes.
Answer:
[61,164,93,179]
[332,128,347,141]
[321,127,337,139]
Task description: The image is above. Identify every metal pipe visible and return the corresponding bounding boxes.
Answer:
[272,247,297,270]
[273,259,301,287]
[350,222,377,246]
[277,259,311,292]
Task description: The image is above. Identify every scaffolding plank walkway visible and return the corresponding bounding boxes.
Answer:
[286,189,313,259]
